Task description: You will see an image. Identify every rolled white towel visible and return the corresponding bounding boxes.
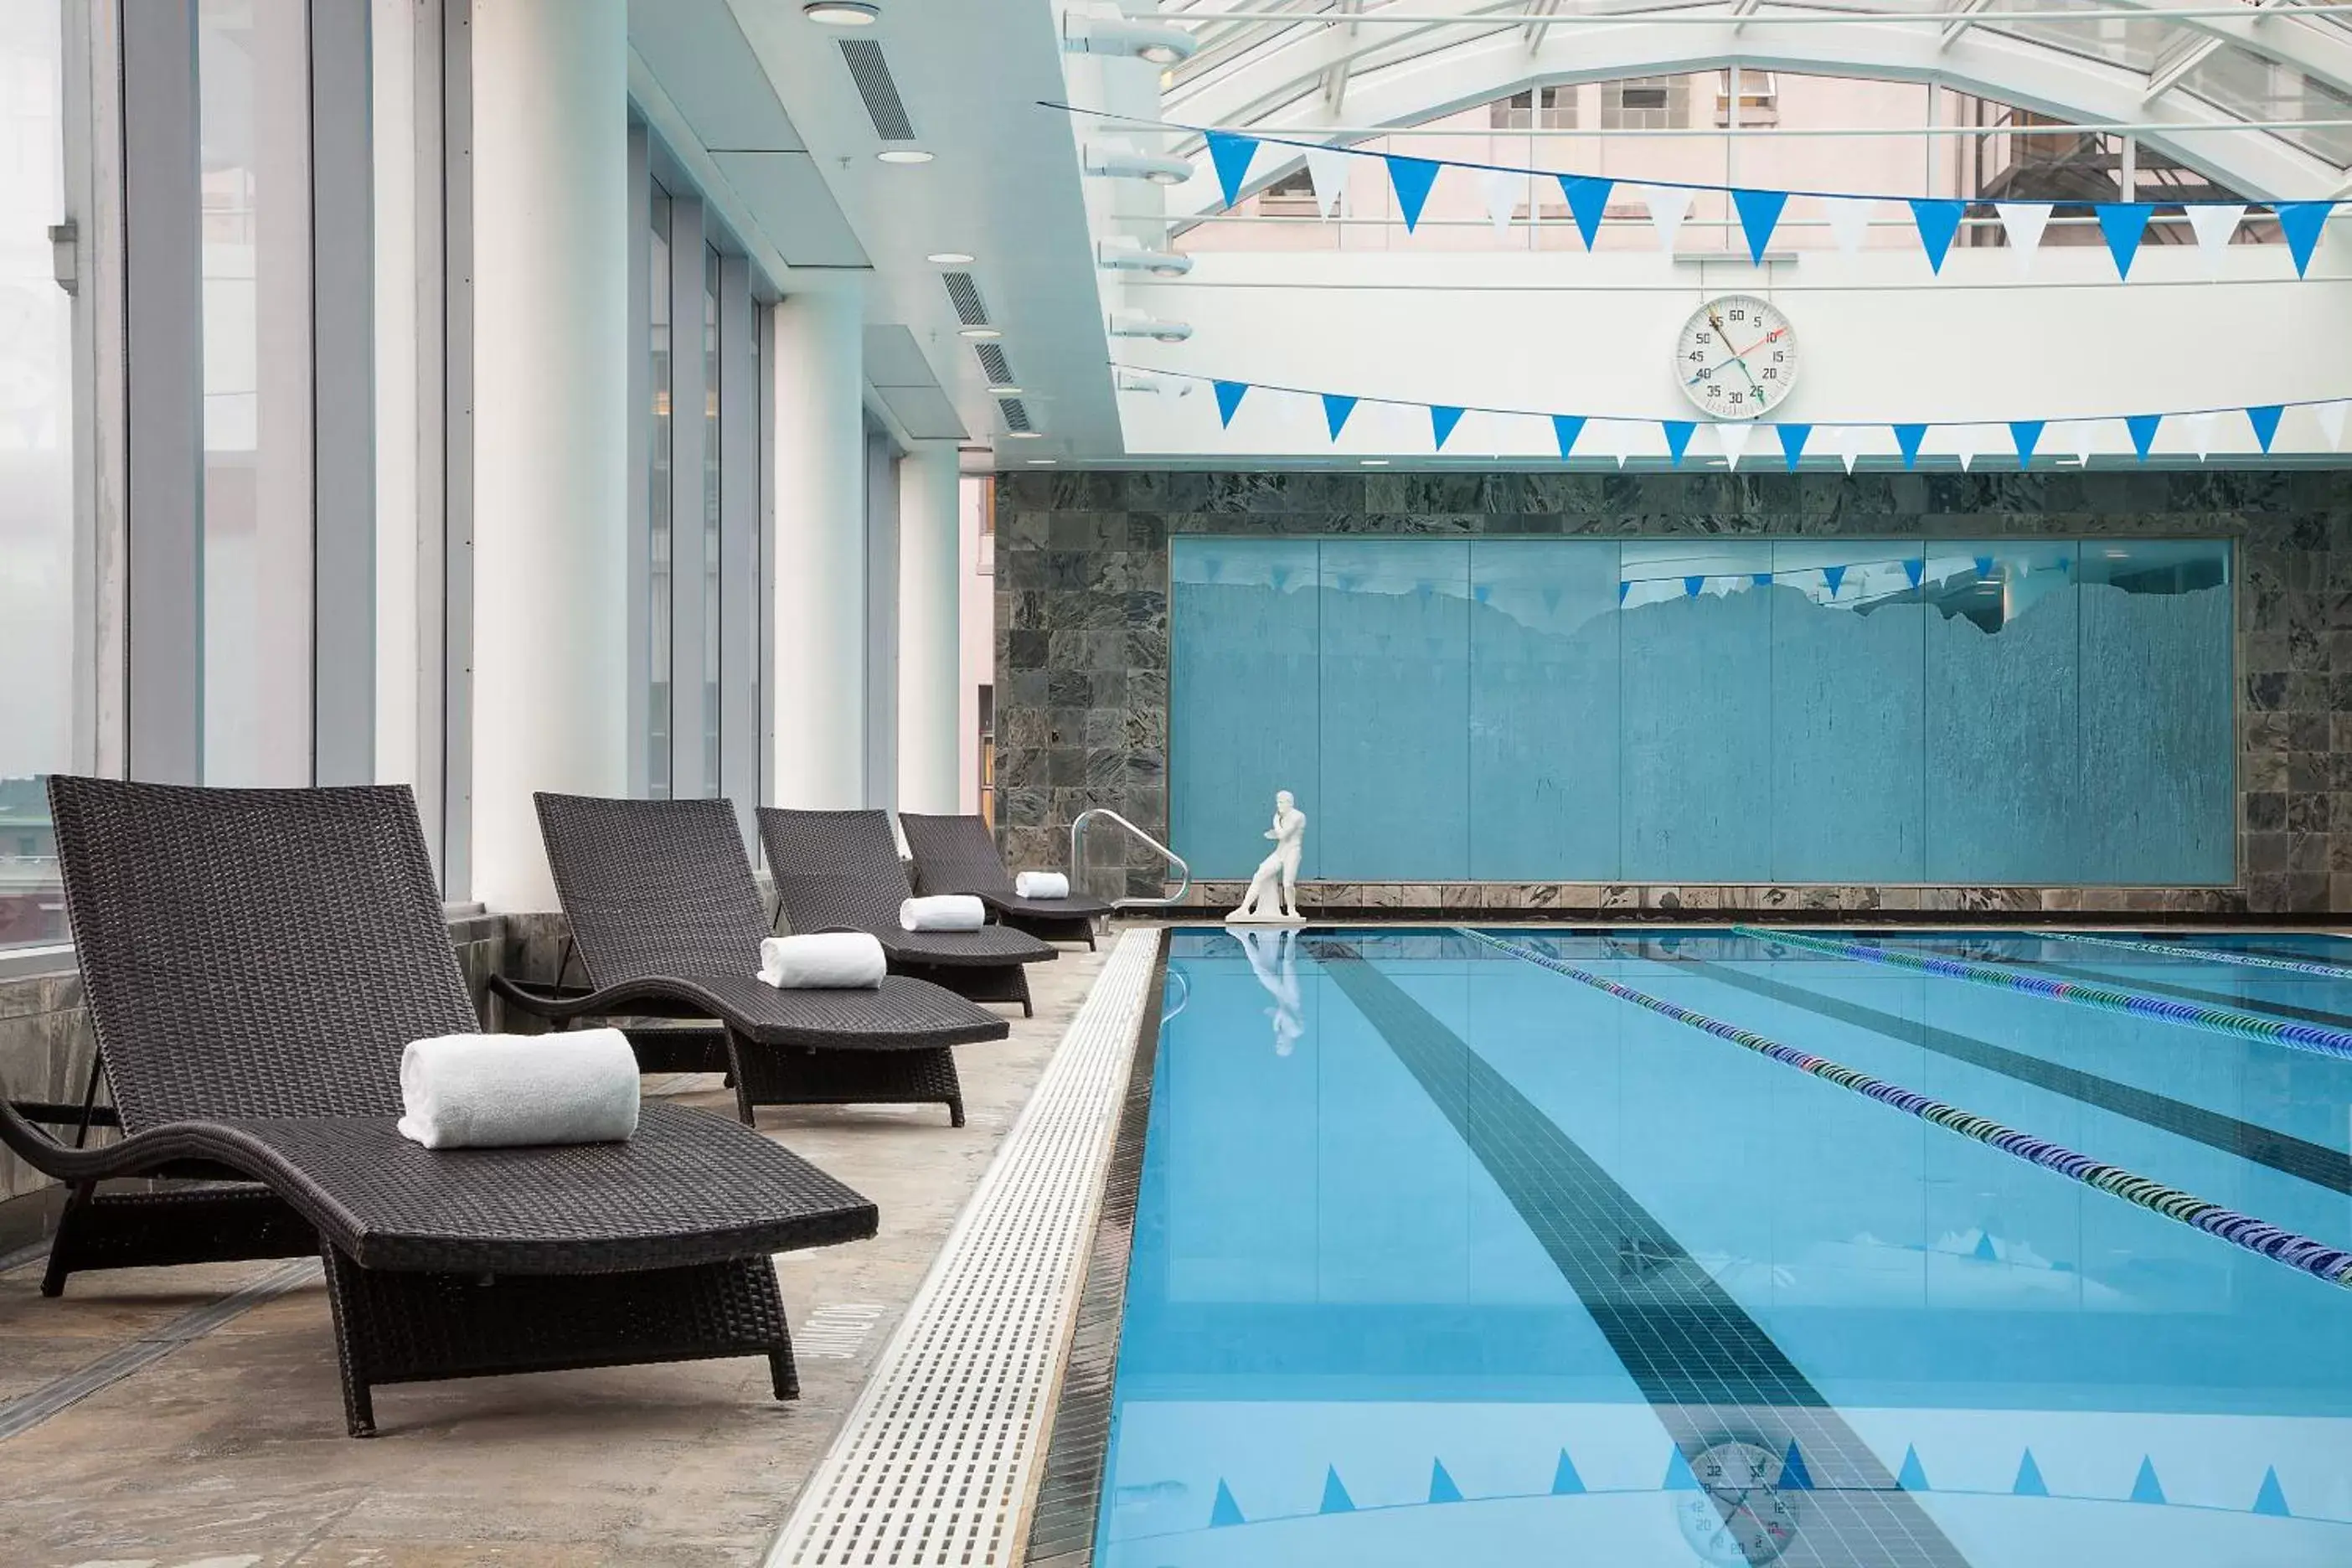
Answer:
[759,931,887,988]
[397,1029,639,1150]
[1014,870,1070,900]
[900,894,986,932]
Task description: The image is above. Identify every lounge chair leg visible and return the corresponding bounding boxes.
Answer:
[770,1349,799,1401]
[39,1181,94,1298]
[1018,968,1034,1019]
[948,1096,966,1129]
[722,1029,758,1127]
[346,1381,378,1439]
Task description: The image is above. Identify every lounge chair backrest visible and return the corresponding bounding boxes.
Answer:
[46,776,478,1128]
[756,808,912,936]
[534,793,767,985]
[896,812,1016,900]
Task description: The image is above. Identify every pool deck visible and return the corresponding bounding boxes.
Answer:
[0,939,1111,1568]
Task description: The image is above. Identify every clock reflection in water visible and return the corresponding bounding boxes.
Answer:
[1673,1438,1802,1565]
[1674,293,1799,421]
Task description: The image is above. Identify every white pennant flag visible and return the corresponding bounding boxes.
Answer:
[1994,203,2052,276]
[1949,425,1983,472]
[1305,146,1352,221]
[2185,203,2246,278]
[1643,185,1694,255]
[1834,425,1866,474]
[2316,399,2350,450]
[2068,420,2101,467]
[1478,168,1519,240]
[1603,419,1638,468]
[1822,198,1874,258]
[1715,422,1752,470]
[2186,410,2216,462]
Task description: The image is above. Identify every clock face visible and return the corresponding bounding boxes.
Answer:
[1676,294,1799,420]
[1672,1439,1803,1565]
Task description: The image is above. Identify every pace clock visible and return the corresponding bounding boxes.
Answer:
[1675,294,1799,420]
[1672,1437,1803,1565]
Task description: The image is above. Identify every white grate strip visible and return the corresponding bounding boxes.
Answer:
[764,928,1161,1567]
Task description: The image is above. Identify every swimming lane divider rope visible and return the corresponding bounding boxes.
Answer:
[1457,928,2352,1290]
[2022,929,2352,981]
[1731,926,2352,1065]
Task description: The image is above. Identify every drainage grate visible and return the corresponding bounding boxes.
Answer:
[942,271,990,327]
[764,930,1161,1567]
[998,397,1034,433]
[974,342,1015,385]
[837,38,916,142]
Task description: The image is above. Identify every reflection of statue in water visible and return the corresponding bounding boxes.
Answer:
[1225,790,1306,926]
[1236,926,1303,1055]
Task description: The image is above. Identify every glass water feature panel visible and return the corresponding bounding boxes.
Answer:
[1318,541,1471,880]
[1619,543,1772,882]
[1169,539,1322,879]
[1926,543,2081,883]
[2078,541,2234,884]
[1467,541,1620,879]
[1768,541,1927,882]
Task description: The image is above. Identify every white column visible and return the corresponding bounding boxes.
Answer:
[896,443,962,813]
[770,282,867,807]
[468,0,628,909]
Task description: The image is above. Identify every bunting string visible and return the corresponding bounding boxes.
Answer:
[1128,364,2352,466]
[1051,103,2344,280]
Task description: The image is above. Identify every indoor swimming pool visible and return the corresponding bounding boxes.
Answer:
[1090,928,2352,1567]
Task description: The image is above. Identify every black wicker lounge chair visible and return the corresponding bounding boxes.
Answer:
[494,794,1005,1127]
[0,776,878,1436]
[898,812,1110,948]
[757,808,1055,1018]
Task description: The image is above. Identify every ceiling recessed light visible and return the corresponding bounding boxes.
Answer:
[1001,430,1044,440]
[986,383,1024,395]
[1360,458,1390,466]
[1026,458,1058,465]
[959,326,1002,340]
[803,2,880,23]
[877,148,935,165]
[926,250,975,265]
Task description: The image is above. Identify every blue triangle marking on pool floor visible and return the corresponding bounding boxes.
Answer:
[2131,1457,2167,1504]
[1973,1230,1999,1261]
[2252,1465,2291,1517]
[1429,1459,1463,1504]
[1320,1466,1355,1514]
[1551,1448,1586,1495]
[2014,1449,2049,1497]
[1779,1441,1814,1491]
[1210,1479,1245,1527]
[1897,1445,1931,1492]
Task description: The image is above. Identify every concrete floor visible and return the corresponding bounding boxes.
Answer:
[0,941,1112,1568]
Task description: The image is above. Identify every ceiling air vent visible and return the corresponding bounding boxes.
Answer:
[974,343,1015,384]
[998,397,1034,433]
[941,271,989,327]
[838,38,916,142]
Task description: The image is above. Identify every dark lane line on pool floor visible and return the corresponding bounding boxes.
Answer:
[1313,943,1978,1568]
[1618,943,2352,1200]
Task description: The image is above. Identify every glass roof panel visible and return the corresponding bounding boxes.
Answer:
[2178,43,2352,166]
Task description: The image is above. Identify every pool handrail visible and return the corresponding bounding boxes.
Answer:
[1068,807,1192,911]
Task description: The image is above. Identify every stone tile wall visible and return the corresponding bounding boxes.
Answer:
[993,467,2352,916]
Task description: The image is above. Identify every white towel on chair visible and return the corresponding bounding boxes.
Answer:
[900,895,986,932]
[397,1029,640,1149]
[759,931,887,988]
[1014,871,1070,900]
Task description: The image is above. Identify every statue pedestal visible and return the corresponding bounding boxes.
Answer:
[1224,909,1307,926]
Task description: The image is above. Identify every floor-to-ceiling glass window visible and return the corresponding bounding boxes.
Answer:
[198,0,312,786]
[0,0,71,947]
[646,185,673,797]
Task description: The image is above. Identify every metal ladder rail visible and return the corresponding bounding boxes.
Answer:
[1068,807,1192,910]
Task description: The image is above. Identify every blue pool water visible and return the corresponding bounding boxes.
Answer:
[1091,928,2352,1567]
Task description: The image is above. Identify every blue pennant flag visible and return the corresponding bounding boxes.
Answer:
[1319,1466,1355,1514]
[2009,420,2045,466]
[1206,132,1259,210]
[1210,1480,1246,1527]
[1617,581,1631,605]
[1975,555,1995,579]
[1910,199,1967,273]
[1684,575,1705,598]
[2252,1465,2291,1518]
[1557,174,1613,249]
[1387,156,1442,232]
[1551,414,1586,459]
[1893,423,1929,468]
[2130,1457,2166,1505]
[1823,565,1848,596]
[2014,1450,2049,1498]
[1734,188,1789,264]
[1323,394,1359,441]
[1428,1460,1463,1504]
[1780,1442,1815,1492]
[1662,420,1697,465]
[2246,404,2284,452]
[1897,1445,1931,1493]
[1430,405,1465,450]
[1904,557,1926,589]
[1752,572,1772,586]
[1551,1447,1586,1495]
[1776,423,1811,470]
[1663,1449,1702,1491]
[2275,202,2332,277]
[2126,413,2162,461]
[2096,204,2153,280]
[1213,379,1250,428]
